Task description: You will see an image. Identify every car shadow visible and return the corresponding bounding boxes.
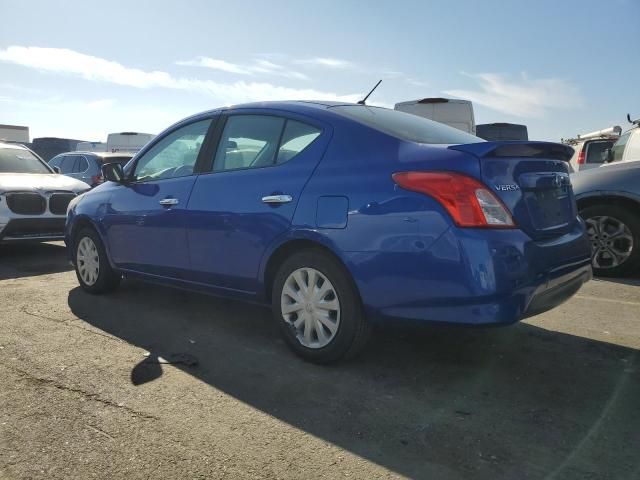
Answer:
[68,282,640,479]
[0,241,72,280]
[592,274,640,287]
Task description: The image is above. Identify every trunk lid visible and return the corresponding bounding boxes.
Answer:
[449,142,577,239]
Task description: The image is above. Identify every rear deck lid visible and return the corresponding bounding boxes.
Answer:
[449,142,577,239]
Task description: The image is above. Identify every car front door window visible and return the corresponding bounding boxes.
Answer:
[133,119,212,181]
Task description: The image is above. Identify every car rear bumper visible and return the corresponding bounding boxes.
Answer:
[344,221,592,325]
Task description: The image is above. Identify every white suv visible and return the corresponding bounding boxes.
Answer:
[0,142,89,243]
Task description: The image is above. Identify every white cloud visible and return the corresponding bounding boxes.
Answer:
[295,57,355,69]
[176,57,250,75]
[444,73,583,118]
[406,78,430,88]
[0,94,181,140]
[0,46,360,104]
[176,55,308,80]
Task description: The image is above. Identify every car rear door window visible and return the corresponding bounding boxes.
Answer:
[133,119,212,181]
[213,115,286,171]
[60,155,78,173]
[276,120,322,164]
[74,155,89,172]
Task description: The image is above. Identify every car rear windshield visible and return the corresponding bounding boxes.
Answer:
[331,105,483,144]
[0,147,51,174]
[100,155,133,165]
[585,140,613,164]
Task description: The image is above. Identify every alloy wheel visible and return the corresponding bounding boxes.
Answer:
[77,236,100,286]
[280,267,341,349]
[585,215,634,270]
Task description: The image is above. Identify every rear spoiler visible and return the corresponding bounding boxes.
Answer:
[449,141,574,162]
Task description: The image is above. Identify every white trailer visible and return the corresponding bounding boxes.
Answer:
[106,132,155,153]
[76,141,107,152]
[0,124,29,143]
[394,98,476,135]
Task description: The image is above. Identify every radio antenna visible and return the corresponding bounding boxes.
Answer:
[357,80,382,105]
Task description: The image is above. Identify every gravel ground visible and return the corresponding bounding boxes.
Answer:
[1,242,639,480]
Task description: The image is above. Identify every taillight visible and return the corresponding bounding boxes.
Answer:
[91,174,103,186]
[577,148,586,165]
[392,171,515,228]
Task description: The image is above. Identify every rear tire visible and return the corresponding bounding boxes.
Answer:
[272,249,371,364]
[581,204,640,277]
[74,227,121,294]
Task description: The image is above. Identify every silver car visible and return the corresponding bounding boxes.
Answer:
[572,159,640,277]
[0,142,90,243]
[48,151,133,188]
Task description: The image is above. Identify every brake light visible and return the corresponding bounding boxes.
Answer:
[392,171,515,228]
[91,174,104,186]
[577,148,586,164]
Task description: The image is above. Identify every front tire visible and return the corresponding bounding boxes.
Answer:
[74,227,121,294]
[272,249,371,364]
[581,204,640,277]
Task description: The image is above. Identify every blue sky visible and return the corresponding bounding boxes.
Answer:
[1,0,638,141]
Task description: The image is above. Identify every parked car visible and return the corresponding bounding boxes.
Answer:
[604,115,640,165]
[572,160,640,277]
[49,151,134,187]
[476,123,528,141]
[0,142,89,243]
[564,126,621,172]
[394,98,475,134]
[66,102,592,363]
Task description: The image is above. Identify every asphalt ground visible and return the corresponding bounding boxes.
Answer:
[1,242,639,479]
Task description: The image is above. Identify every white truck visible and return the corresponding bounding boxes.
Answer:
[563,126,621,172]
[394,98,476,135]
[106,132,155,153]
[605,115,640,165]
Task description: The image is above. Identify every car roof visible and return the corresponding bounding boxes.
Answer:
[227,100,354,110]
[186,100,357,120]
[0,141,29,150]
[72,151,134,157]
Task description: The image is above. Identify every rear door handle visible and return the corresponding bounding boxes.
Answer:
[261,194,293,204]
[159,198,179,206]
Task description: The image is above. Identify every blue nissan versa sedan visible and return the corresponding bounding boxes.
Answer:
[65,101,592,363]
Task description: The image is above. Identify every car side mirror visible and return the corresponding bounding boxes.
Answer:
[102,162,126,183]
[52,166,61,174]
[602,148,614,163]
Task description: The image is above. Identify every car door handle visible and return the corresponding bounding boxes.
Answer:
[261,194,293,204]
[159,198,179,206]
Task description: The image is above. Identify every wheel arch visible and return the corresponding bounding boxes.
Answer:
[68,214,116,269]
[260,232,360,305]
[577,192,640,214]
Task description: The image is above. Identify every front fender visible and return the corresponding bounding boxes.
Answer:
[65,188,116,269]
